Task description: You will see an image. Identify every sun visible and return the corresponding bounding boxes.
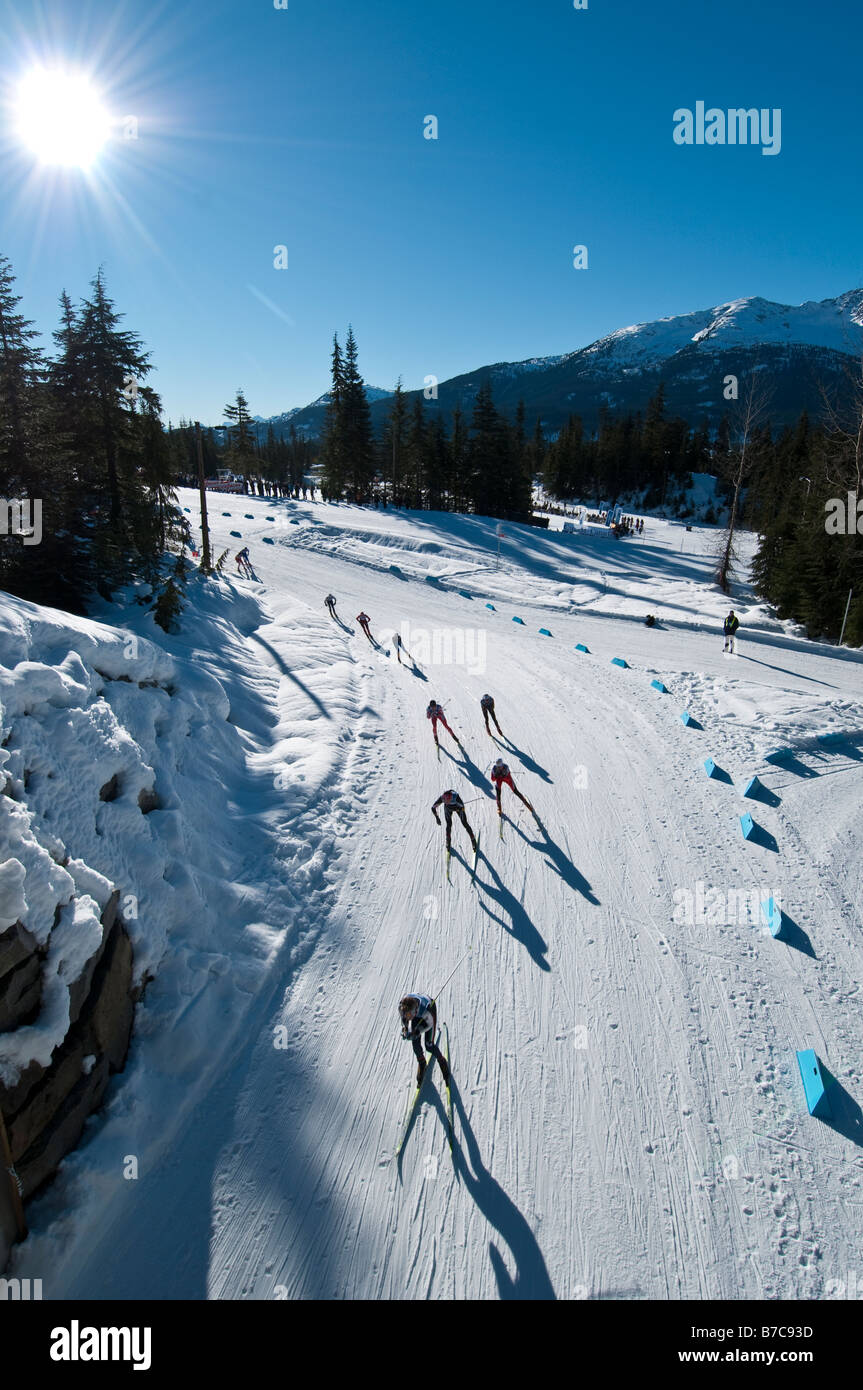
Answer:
[15,67,111,169]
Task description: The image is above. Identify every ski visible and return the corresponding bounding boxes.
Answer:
[395,1042,438,1159]
[498,813,504,840]
[445,846,452,885]
[441,1023,454,1154]
[436,741,441,762]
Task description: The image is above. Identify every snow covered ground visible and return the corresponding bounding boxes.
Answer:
[6,493,863,1300]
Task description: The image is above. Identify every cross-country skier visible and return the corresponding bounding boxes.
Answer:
[398,994,450,1085]
[427,700,460,749]
[235,547,252,578]
[324,594,337,617]
[356,612,373,643]
[432,789,477,854]
[394,632,405,664]
[480,693,503,736]
[491,757,534,819]
[723,610,740,654]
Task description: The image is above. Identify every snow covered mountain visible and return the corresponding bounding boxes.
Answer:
[576,289,863,375]
[257,290,863,441]
[399,288,863,437]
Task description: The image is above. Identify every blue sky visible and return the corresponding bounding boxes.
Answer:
[1,0,861,425]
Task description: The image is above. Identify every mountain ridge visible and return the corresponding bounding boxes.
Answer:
[239,289,863,440]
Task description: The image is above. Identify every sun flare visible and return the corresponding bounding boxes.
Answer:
[15,67,110,169]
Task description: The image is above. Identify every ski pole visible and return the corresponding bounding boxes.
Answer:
[432,949,471,1006]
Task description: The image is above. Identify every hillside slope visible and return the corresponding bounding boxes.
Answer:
[9,496,863,1300]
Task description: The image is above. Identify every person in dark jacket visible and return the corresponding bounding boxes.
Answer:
[723,610,740,654]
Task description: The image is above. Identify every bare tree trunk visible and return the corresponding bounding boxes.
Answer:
[717,376,770,592]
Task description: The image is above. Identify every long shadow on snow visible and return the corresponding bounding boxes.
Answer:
[819,1067,863,1149]
[739,654,838,689]
[396,1063,449,1186]
[439,742,493,796]
[450,1079,556,1300]
[498,736,552,784]
[247,630,333,720]
[505,816,600,907]
[465,850,551,972]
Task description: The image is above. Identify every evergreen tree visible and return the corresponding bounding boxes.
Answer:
[449,405,468,513]
[320,333,346,497]
[222,389,256,490]
[0,253,43,497]
[407,396,428,509]
[468,379,503,516]
[381,379,408,505]
[340,325,375,500]
[76,269,152,532]
[0,257,73,603]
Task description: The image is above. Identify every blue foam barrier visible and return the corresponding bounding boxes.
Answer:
[230,531,242,538]
[742,776,761,798]
[796,1049,831,1119]
[680,711,695,727]
[575,643,589,653]
[650,679,667,692]
[262,536,274,545]
[760,896,783,938]
[539,628,552,636]
[512,615,525,624]
[704,758,718,778]
[611,657,628,668]
[485,603,496,611]
[740,812,755,840]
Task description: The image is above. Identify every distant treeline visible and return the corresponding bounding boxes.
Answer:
[543,385,862,645]
[1,263,859,644]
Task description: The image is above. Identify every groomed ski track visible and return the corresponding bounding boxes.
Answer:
[31,496,863,1300]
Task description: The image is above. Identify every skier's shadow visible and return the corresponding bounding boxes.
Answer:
[467,852,551,972]
[440,744,492,796]
[331,614,353,634]
[506,816,600,906]
[396,1070,449,1187]
[498,736,553,785]
[450,1079,556,1300]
